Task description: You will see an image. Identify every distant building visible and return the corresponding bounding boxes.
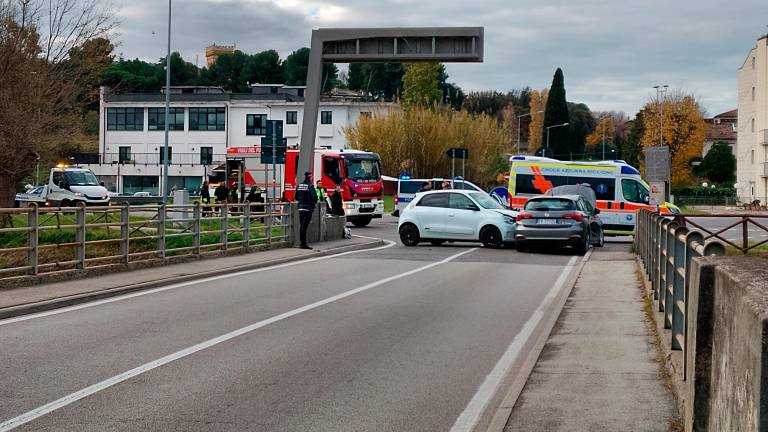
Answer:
[703,109,737,156]
[736,34,768,202]
[205,44,235,67]
[77,85,387,195]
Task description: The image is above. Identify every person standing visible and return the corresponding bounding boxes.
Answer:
[315,180,329,212]
[200,181,212,217]
[419,181,432,193]
[295,171,318,249]
[330,184,344,216]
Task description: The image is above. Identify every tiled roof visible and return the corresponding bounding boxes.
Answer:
[706,123,737,141]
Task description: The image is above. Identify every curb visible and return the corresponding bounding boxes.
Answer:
[0,239,384,321]
[484,249,593,432]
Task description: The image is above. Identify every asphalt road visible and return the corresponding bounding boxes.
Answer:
[685,216,768,245]
[0,216,583,432]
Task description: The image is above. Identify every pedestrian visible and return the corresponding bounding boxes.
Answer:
[419,181,432,192]
[315,180,329,212]
[295,171,318,249]
[330,184,344,216]
[214,182,229,215]
[246,186,265,222]
[442,180,452,190]
[200,181,212,217]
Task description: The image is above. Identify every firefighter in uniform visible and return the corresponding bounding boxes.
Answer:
[295,171,318,249]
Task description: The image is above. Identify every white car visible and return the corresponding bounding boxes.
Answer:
[398,190,519,248]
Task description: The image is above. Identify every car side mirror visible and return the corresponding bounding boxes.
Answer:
[594,208,601,215]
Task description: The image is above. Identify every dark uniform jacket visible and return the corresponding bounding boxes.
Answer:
[295,180,318,211]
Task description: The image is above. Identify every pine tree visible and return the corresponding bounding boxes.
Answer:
[542,68,570,158]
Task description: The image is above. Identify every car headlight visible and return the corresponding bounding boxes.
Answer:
[73,192,84,197]
[504,216,516,225]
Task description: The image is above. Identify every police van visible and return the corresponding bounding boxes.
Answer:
[393,177,484,217]
[507,156,677,236]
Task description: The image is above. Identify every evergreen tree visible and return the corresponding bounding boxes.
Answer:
[402,63,444,109]
[701,142,736,184]
[542,68,570,158]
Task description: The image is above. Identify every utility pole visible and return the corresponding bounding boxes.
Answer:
[517,110,543,154]
[162,0,172,201]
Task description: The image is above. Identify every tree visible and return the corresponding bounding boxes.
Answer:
[566,102,595,158]
[640,91,706,185]
[542,68,570,158]
[621,111,644,168]
[402,63,444,109]
[527,89,548,154]
[344,106,511,187]
[0,0,116,220]
[166,52,199,86]
[241,49,283,85]
[347,63,405,100]
[283,47,337,91]
[67,37,114,111]
[701,142,736,184]
[200,49,249,92]
[102,58,163,93]
[442,82,465,111]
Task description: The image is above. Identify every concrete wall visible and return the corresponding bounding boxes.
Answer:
[292,203,346,246]
[685,256,768,431]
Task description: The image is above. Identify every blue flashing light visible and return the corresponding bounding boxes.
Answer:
[620,165,640,175]
[399,175,411,180]
[512,156,526,161]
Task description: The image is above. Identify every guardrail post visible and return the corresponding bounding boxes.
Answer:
[664,221,678,329]
[120,203,129,264]
[266,202,273,245]
[243,203,251,249]
[193,202,201,255]
[27,204,38,275]
[221,203,228,251]
[75,203,86,269]
[652,215,662,299]
[672,226,689,350]
[158,203,166,259]
[743,216,749,251]
[658,219,670,311]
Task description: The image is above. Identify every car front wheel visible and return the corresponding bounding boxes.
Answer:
[480,226,503,248]
[399,224,420,247]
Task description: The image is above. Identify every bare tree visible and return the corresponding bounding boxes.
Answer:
[0,0,115,223]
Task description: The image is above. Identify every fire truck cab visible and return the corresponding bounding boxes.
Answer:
[285,149,384,227]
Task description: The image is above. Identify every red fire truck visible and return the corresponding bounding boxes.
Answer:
[225,146,383,227]
[284,149,384,227]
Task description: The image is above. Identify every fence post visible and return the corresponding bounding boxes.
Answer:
[266,202,273,245]
[663,220,678,327]
[671,225,689,350]
[193,202,201,255]
[743,216,749,252]
[652,215,661,299]
[121,203,129,264]
[243,202,251,250]
[27,204,38,276]
[221,203,228,251]
[75,203,86,269]
[158,203,166,259]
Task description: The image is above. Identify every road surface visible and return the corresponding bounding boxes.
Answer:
[0,216,583,432]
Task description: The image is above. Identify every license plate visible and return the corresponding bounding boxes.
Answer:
[535,218,567,225]
[360,203,374,208]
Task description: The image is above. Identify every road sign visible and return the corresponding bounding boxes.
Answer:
[446,148,469,159]
[266,120,283,139]
[260,138,287,164]
[644,146,670,182]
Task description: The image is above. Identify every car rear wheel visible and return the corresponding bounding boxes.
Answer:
[595,228,605,247]
[60,200,71,208]
[480,226,503,248]
[351,217,372,227]
[576,232,590,255]
[399,224,420,247]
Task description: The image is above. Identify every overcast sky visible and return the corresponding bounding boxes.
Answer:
[113,0,768,117]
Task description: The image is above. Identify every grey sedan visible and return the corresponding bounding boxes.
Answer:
[514,195,604,254]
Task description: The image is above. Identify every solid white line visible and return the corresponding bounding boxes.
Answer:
[0,240,396,327]
[449,255,579,432]
[0,247,478,432]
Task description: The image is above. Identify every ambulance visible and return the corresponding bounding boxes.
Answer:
[507,156,677,236]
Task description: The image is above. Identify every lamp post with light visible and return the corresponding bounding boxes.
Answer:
[517,110,543,154]
[545,122,569,158]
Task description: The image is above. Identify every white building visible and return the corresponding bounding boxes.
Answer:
[737,35,768,202]
[82,85,384,195]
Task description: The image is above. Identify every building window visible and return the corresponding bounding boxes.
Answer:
[119,146,131,163]
[286,111,298,125]
[159,146,173,163]
[246,114,268,136]
[753,57,756,69]
[753,87,756,102]
[148,107,184,131]
[752,149,755,164]
[189,107,225,131]
[321,111,333,125]
[107,108,144,131]
[200,147,213,165]
[753,118,756,133]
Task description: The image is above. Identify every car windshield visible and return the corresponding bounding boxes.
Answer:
[525,198,576,211]
[469,192,504,209]
[399,180,422,194]
[345,159,380,183]
[64,171,100,186]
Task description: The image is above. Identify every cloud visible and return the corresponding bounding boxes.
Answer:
[112,0,768,116]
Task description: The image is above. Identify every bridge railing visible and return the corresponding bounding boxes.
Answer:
[634,209,726,373]
[0,202,292,279]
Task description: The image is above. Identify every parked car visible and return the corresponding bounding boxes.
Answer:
[397,190,518,248]
[393,177,486,217]
[14,185,48,207]
[514,195,604,254]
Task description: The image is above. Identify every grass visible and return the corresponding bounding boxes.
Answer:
[383,195,394,213]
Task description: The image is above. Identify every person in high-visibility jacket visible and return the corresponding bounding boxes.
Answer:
[315,180,328,211]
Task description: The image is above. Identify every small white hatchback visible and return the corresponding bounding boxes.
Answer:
[397,190,519,248]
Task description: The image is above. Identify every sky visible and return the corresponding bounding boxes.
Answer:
[113,0,768,117]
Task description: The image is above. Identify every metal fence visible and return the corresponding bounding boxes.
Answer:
[672,214,768,254]
[635,209,726,378]
[0,202,292,278]
[71,152,227,166]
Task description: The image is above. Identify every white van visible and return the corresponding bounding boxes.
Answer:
[47,166,110,206]
[393,177,484,216]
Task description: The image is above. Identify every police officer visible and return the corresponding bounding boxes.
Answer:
[295,171,318,249]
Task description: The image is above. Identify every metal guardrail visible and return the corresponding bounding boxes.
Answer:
[635,209,726,378]
[672,214,768,254]
[0,202,292,278]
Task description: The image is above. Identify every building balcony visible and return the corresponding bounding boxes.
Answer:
[71,153,226,167]
[762,162,768,178]
[762,129,768,146]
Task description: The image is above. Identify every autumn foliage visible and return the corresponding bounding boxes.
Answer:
[640,92,705,185]
[527,89,548,154]
[344,106,511,187]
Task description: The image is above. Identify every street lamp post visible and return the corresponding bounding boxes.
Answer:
[162,0,172,201]
[516,110,543,154]
[546,122,569,157]
[653,85,668,147]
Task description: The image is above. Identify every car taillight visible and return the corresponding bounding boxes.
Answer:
[516,212,533,222]
[394,195,398,205]
[563,212,584,222]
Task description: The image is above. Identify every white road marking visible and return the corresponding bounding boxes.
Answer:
[0,247,478,431]
[0,241,397,327]
[449,254,581,432]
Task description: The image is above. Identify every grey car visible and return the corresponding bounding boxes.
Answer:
[514,195,604,254]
